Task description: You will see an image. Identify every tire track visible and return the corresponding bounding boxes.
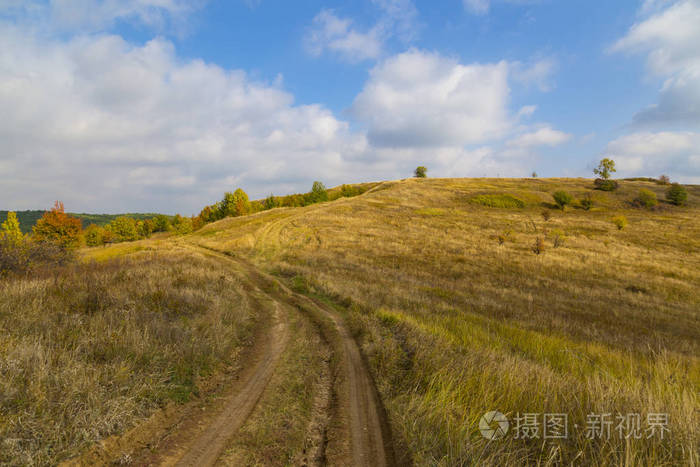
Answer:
[187,244,396,467]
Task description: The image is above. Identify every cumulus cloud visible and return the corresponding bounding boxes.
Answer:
[352,50,512,147]
[507,126,571,147]
[603,131,700,182]
[0,26,370,213]
[305,10,383,62]
[305,0,419,62]
[0,0,204,33]
[611,0,700,126]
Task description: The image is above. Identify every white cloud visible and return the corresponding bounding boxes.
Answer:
[511,58,557,92]
[0,0,205,33]
[507,126,571,147]
[462,0,540,15]
[612,0,700,126]
[305,10,383,62]
[604,131,700,181]
[463,0,491,15]
[0,26,371,213]
[352,50,512,147]
[305,0,419,62]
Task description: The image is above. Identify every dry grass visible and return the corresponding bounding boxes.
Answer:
[0,249,257,466]
[192,177,700,465]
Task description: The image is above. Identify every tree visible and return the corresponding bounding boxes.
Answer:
[84,224,104,247]
[666,183,688,206]
[263,194,278,210]
[552,191,573,210]
[531,171,538,178]
[1,212,23,246]
[220,188,250,217]
[152,214,172,232]
[109,216,139,242]
[658,174,670,185]
[32,201,82,249]
[593,158,616,180]
[414,166,427,178]
[307,181,328,204]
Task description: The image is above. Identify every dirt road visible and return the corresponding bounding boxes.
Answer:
[173,244,396,466]
[64,244,395,466]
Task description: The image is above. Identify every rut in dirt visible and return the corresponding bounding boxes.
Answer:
[188,244,397,467]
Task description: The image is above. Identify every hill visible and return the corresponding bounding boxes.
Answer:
[0,210,168,233]
[2,178,698,465]
[189,177,700,465]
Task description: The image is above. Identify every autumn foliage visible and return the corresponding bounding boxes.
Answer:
[32,201,82,249]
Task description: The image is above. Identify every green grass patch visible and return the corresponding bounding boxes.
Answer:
[470,194,526,209]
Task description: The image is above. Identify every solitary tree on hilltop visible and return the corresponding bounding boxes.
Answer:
[414,166,427,178]
[593,158,616,180]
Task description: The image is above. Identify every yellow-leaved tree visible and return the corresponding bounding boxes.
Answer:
[1,211,23,246]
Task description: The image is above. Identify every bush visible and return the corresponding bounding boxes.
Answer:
[549,229,566,248]
[552,191,573,210]
[263,194,278,210]
[1,237,73,277]
[594,178,618,191]
[580,194,593,211]
[658,174,670,185]
[532,237,546,255]
[666,183,688,206]
[471,194,525,209]
[414,166,427,178]
[541,210,552,221]
[635,189,658,208]
[612,215,628,230]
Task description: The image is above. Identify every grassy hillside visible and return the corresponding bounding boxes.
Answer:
[0,211,167,234]
[0,247,260,465]
[191,177,699,465]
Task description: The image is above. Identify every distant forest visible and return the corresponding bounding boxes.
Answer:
[0,210,166,234]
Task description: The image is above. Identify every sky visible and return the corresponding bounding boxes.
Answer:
[1,0,699,214]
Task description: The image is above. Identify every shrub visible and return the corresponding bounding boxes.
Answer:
[531,171,538,178]
[658,174,670,185]
[173,216,193,235]
[414,166,427,178]
[471,194,525,209]
[635,189,658,208]
[541,210,552,221]
[532,237,546,254]
[32,201,82,249]
[594,178,618,191]
[666,183,688,206]
[549,229,566,248]
[552,191,573,210]
[580,194,593,211]
[497,230,514,245]
[612,215,628,230]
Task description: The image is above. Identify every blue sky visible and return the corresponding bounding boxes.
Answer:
[1,0,699,213]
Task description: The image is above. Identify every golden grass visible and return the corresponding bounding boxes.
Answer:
[0,249,257,465]
[192,177,700,465]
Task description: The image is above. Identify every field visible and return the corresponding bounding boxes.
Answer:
[1,177,699,466]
